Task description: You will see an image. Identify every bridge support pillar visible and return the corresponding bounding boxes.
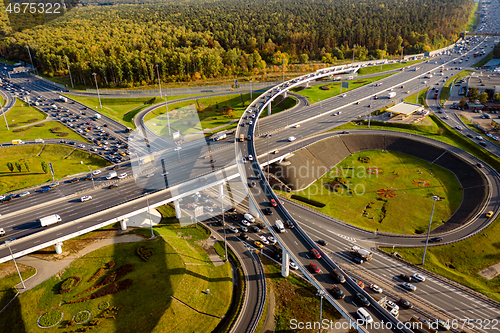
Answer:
[174,200,182,218]
[54,242,63,254]
[119,218,128,231]
[248,198,260,220]
[305,81,309,88]
[282,91,287,98]
[268,103,271,116]
[281,251,290,277]
[218,182,224,198]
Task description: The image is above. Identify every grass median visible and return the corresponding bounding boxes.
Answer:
[439,70,473,105]
[0,144,110,193]
[291,73,392,104]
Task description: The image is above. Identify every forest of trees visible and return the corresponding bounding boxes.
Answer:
[0,0,474,88]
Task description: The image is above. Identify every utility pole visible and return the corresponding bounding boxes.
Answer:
[1,97,8,130]
[26,45,37,75]
[65,56,74,89]
[145,192,155,239]
[5,240,25,289]
[422,196,440,265]
[92,73,102,109]
[317,290,325,333]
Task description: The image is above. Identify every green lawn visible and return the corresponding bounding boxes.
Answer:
[357,59,424,76]
[143,93,262,137]
[291,73,393,104]
[382,214,500,303]
[0,204,232,333]
[0,99,89,143]
[0,144,110,193]
[0,266,36,312]
[279,150,462,234]
[439,70,473,104]
[335,114,500,173]
[404,87,430,106]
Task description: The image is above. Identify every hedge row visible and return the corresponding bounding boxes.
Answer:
[60,276,81,294]
[290,195,326,208]
[88,261,115,283]
[137,246,153,261]
[34,123,46,127]
[319,84,330,90]
[67,279,133,304]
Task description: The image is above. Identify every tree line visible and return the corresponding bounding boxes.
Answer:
[0,0,474,88]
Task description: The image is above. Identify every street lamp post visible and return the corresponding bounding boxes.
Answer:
[87,166,96,190]
[26,45,36,75]
[317,290,325,333]
[65,56,74,89]
[422,195,440,265]
[156,64,171,135]
[145,192,155,239]
[220,187,228,261]
[352,45,355,65]
[282,58,285,83]
[5,240,25,289]
[266,134,271,183]
[92,73,102,109]
[250,79,253,104]
[1,97,8,130]
[401,46,404,63]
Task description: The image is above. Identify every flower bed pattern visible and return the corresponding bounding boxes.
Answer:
[37,310,64,328]
[60,276,81,294]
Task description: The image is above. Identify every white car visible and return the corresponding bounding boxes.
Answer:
[161,171,169,176]
[228,226,238,233]
[243,213,255,223]
[293,124,300,128]
[455,126,463,131]
[81,195,92,202]
[92,170,102,176]
[0,195,5,201]
[78,144,85,148]
[118,173,127,179]
[268,236,277,244]
[288,136,296,142]
[249,121,253,125]
[370,284,383,293]
[289,261,298,270]
[19,191,30,197]
[146,173,154,178]
[259,235,270,245]
[241,219,251,226]
[248,155,254,161]
[402,282,417,291]
[386,300,399,311]
[341,93,347,97]
[0,228,5,236]
[174,146,182,151]
[412,273,426,282]
[242,157,247,164]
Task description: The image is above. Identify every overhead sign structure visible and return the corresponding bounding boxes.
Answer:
[341,82,349,89]
[173,131,180,140]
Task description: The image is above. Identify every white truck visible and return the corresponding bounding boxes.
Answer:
[38,214,62,227]
[351,246,373,261]
[35,139,44,143]
[275,219,285,233]
[387,92,397,99]
[106,171,117,180]
[94,114,101,120]
[213,133,227,141]
[58,95,68,102]
[12,139,24,145]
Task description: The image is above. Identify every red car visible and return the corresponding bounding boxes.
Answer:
[270,199,277,207]
[310,248,321,259]
[309,263,321,274]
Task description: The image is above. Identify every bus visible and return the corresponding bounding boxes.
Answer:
[139,155,154,165]
[239,134,244,142]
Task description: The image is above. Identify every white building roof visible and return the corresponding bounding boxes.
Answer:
[386,102,424,115]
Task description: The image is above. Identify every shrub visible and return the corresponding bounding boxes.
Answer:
[137,246,154,261]
[58,132,69,137]
[27,118,39,123]
[50,127,62,132]
[319,84,330,90]
[12,128,26,132]
[76,264,133,297]
[38,310,64,328]
[68,279,133,304]
[291,195,326,208]
[60,276,81,294]
[34,123,46,127]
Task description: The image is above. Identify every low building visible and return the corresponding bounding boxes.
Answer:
[482,59,500,72]
[386,102,425,120]
[492,119,500,130]
[467,74,500,97]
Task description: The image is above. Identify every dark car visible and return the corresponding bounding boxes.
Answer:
[317,240,328,246]
[399,274,412,282]
[210,159,216,164]
[331,286,345,299]
[1,194,14,202]
[112,165,121,170]
[69,141,75,145]
[82,174,93,181]
[352,257,364,264]
[68,177,80,183]
[476,163,484,168]
[356,293,370,307]
[257,222,266,229]
[251,225,260,233]
[250,181,256,188]
[264,207,273,215]
[109,184,119,189]
[240,233,249,241]
[40,187,51,193]
[398,298,413,309]
[429,236,443,243]
[286,220,294,228]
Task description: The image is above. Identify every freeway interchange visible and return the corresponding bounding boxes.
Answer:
[1,35,500,332]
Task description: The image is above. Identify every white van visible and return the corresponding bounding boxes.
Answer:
[356,308,374,325]
[243,213,255,223]
[106,171,117,180]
